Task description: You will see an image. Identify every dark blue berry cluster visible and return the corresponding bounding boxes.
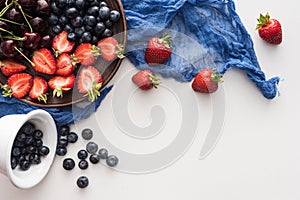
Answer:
[49,0,121,44]
[11,122,50,171]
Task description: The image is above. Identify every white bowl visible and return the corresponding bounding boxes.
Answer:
[0,110,57,189]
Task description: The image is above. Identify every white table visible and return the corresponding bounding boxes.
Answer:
[1,0,299,199]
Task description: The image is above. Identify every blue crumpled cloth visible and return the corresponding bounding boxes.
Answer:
[121,0,280,99]
[0,86,113,128]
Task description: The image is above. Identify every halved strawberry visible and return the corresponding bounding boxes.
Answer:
[29,76,48,103]
[0,59,27,76]
[52,31,75,57]
[97,37,125,61]
[48,74,75,98]
[72,43,100,66]
[1,73,33,98]
[55,53,76,76]
[77,66,102,102]
[32,48,57,75]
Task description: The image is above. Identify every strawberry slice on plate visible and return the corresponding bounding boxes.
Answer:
[72,43,100,66]
[1,73,33,98]
[52,31,75,57]
[77,66,102,102]
[0,59,27,76]
[56,53,76,76]
[32,48,57,75]
[29,76,48,103]
[48,74,75,98]
[97,37,125,61]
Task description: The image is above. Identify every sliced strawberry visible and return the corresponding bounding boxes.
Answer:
[0,59,27,76]
[1,73,33,98]
[48,74,75,98]
[52,31,75,57]
[29,76,48,103]
[72,43,100,66]
[77,66,102,102]
[55,53,76,76]
[97,37,125,61]
[32,48,56,75]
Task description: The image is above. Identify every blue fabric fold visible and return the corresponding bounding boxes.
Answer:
[121,0,280,99]
[0,86,113,128]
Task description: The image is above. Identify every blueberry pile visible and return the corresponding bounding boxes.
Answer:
[49,0,121,44]
[11,122,50,171]
[57,125,119,189]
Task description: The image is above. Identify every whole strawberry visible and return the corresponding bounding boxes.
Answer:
[192,69,222,93]
[132,69,159,90]
[145,33,172,65]
[256,13,282,44]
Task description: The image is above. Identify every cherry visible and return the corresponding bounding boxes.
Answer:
[39,35,52,48]
[36,0,51,16]
[23,32,41,49]
[0,40,17,57]
[29,17,47,33]
[6,8,22,22]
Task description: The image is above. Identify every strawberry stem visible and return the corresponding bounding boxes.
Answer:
[157,32,173,49]
[211,70,223,83]
[256,13,270,29]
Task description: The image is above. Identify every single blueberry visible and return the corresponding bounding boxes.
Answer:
[78,159,89,170]
[63,158,75,170]
[109,10,120,22]
[98,148,108,159]
[77,176,89,188]
[67,132,78,143]
[81,128,93,140]
[56,147,67,156]
[86,141,98,154]
[77,149,88,160]
[106,155,119,167]
[89,154,100,164]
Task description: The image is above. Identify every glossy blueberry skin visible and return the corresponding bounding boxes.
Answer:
[78,160,89,170]
[77,149,88,160]
[106,155,119,167]
[56,147,67,156]
[63,158,75,170]
[98,148,108,159]
[39,146,50,156]
[86,141,98,154]
[99,6,110,20]
[109,10,120,22]
[77,176,89,188]
[81,128,93,140]
[59,125,70,136]
[89,154,100,164]
[67,132,78,143]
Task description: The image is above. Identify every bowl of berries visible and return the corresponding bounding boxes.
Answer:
[0,0,127,107]
[0,109,57,189]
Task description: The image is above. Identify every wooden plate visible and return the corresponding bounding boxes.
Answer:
[0,0,127,108]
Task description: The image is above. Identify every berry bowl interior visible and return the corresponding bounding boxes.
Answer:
[0,110,57,189]
[0,0,127,107]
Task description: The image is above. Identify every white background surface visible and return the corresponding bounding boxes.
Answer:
[1,0,299,199]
